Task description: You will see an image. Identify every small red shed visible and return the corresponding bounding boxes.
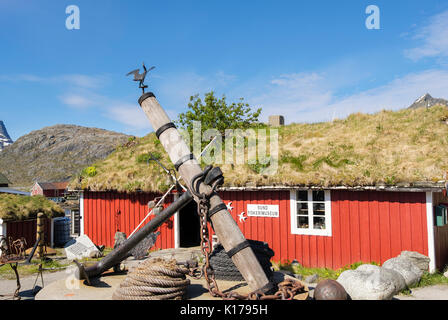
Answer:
[31,181,69,198]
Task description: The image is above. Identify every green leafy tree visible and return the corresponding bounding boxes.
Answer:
[176,91,262,136]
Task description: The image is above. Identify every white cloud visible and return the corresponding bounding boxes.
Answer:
[59,93,95,109]
[58,74,107,89]
[249,69,448,124]
[405,10,448,61]
[105,103,152,130]
[0,73,107,89]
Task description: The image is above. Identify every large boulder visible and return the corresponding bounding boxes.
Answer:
[382,256,423,287]
[398,251,430,273]
[337,264,406,300]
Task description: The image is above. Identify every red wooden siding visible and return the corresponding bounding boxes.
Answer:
[6,218,52,249]
[218,190,428,269]
[83,189,429,270]
[83,191,175,249]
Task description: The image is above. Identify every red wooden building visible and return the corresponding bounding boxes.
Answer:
[31,182,69,198]
[79,185,448,272]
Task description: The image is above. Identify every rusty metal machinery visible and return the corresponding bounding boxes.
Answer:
[0,236,27,300]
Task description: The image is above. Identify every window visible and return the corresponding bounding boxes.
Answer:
[290,190,332,236]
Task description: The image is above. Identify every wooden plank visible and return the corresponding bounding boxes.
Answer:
[389,192,402,257]
[368,191,381,264]
[400,192,413,251]
[331,190,342,269]
[378,191,391,264]
[340,191,351,267]
[359,191,371,263]
[349,192,361,263]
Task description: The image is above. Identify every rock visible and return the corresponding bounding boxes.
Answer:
[305,274,319,283]
[314,279,348,300]
[114,232,127,249]
[408,93,448,109]
[399,251,430,273]
[294,274,303,280]
[337,264,406,300]
[382,256,423,287]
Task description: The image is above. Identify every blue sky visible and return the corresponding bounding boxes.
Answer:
[1,0,448,140]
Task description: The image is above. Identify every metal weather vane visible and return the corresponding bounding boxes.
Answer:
[126,63,155,93]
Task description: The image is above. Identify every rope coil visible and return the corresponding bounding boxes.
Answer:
[112,258,190,300]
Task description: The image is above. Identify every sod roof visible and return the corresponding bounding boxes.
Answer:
[69,105,448,193]
[0,194,65,222]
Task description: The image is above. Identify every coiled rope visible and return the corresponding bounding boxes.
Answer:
[112,258,190,300]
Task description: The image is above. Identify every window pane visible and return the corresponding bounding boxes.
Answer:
[298,216,309,228]
[297,202,308,215]
[313,216,326,229]
[313,190,325,202]
[313,203,325,216]
[297,190,308,201]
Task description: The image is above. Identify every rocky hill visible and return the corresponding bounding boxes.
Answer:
[0,124,131,188]
[408,93,448,109]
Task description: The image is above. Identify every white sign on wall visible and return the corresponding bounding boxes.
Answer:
[247,204,279,218]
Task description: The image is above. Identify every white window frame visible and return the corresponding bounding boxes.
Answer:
[290,189,332,236]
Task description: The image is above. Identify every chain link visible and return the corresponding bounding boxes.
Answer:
[190,166,307,300]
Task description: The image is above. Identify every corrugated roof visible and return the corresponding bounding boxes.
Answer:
[0,188,30,196]
[36,181,69,190]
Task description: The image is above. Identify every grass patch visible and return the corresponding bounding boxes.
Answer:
[412,271,448,288]
[0,259,70,280]
[0,194,65,221]
[272,260,380,280]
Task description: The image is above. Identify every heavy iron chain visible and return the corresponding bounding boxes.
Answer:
[190,167,306,300]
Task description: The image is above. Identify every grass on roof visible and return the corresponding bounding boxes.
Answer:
[69,105,448,193]
[0,194,65,221]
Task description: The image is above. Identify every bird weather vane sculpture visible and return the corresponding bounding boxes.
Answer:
[126,63,155,93]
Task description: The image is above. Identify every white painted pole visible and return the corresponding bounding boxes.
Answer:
[79,191,85,236]
[426,192,436,273]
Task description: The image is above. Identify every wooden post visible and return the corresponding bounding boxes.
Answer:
[37,213,44,259]
[138,92,272,293]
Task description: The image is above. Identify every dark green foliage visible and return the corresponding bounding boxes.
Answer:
[136,152,162,164]
[281,153,308,171]
[176,91,262,142]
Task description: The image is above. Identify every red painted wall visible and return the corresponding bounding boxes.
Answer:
[83,191,175,249]
[217,190,428,269]
[6,218,52,249]
[83,189,428,269]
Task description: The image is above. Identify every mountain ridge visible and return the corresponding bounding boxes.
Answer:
[0,124,132,188]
